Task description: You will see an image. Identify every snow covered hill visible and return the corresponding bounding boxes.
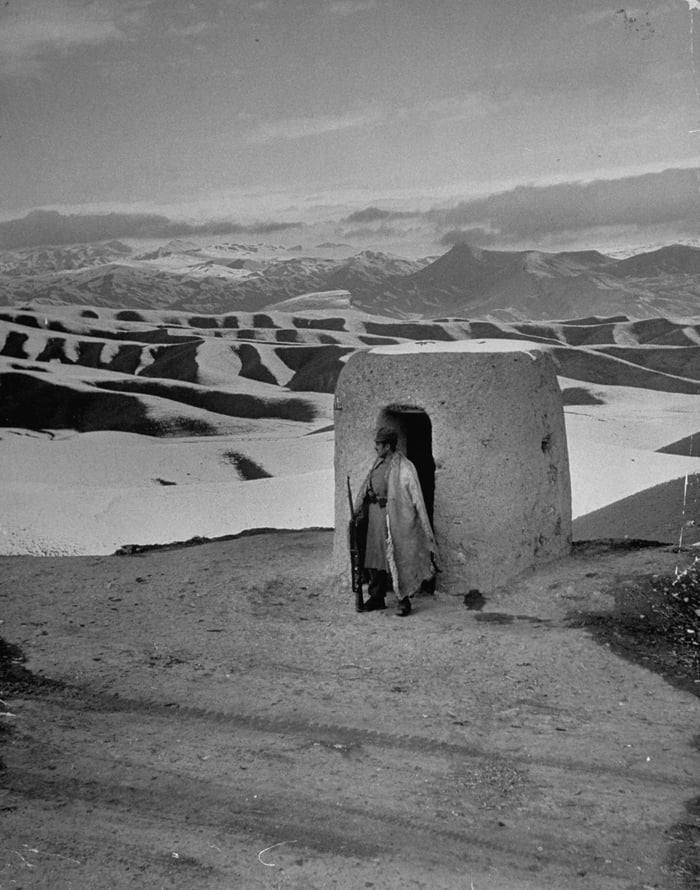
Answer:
[1,301,700,554]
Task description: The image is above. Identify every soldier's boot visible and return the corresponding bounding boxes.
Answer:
[396,596,412,617]
[364,592,386,611]
[365,570,387,611]
[355,589,367,612]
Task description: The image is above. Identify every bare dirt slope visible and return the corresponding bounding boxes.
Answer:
[1,530,699,889]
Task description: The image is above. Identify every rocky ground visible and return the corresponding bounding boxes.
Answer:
[1,530,699,889]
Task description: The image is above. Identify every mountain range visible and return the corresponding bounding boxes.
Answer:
[1,240,700,321]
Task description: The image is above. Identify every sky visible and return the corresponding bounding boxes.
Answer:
[2,0,700,253]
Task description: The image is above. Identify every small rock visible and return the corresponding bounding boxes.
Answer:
[463,589,485,610]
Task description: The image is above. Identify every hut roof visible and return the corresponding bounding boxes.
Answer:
[367,338,546,357]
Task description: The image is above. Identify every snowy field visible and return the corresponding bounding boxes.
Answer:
[2,377,699,555]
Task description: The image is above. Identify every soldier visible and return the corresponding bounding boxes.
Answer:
[354,427,439,616]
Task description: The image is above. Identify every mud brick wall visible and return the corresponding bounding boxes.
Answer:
[333,340,572,595]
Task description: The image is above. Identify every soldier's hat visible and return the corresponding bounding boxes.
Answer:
[375,426,398,447]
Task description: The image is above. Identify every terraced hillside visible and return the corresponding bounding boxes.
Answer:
[2,306,700,437]
[3,301,700,556]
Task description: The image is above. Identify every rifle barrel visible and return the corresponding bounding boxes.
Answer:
[346,475,355,521]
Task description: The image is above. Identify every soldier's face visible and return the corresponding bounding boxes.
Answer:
[374,441,391,458]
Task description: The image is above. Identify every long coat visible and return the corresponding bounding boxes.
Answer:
[355,451,439,598]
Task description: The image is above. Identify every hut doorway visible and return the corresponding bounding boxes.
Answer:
[379,406,435,522]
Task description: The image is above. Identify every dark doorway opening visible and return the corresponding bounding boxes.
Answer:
[379,406,435,523]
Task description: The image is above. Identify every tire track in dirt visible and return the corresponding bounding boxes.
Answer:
[46,684,693,789]
[4,701,639,887]
[4,765,631,883]
[2,683,682,888]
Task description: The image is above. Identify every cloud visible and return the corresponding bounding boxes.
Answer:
[343,224,405,240]
[438,228,499,248]
[0,0,148,76]
[430,167,700,243]
[343,206,420,223]
[244,93,493,147]
[244,107,384,144]
[402,93,499,124]
[7,169,698,251]
[326,1,377,15]
[0,210,303,249]
[167,21,211,38]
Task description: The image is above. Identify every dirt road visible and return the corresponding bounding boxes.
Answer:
[1,531,698,889]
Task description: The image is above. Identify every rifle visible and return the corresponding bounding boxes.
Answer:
[346,475,367,612]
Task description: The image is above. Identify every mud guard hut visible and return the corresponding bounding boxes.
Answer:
[333,340,572,595]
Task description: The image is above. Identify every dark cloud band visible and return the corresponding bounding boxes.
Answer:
[430,167,700,240]
[0,210,303,250]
